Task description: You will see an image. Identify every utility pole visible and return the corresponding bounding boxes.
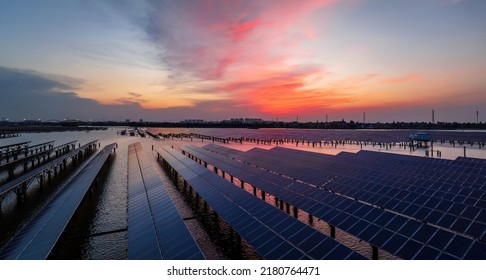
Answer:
[432,109,435,124]
[477,111,479,124]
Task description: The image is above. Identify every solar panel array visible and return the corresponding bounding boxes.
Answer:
[0,140,99,200]
[157,146,365,260]
[257,148,486,241]
[127,142,204,260]
[0,143,116,260]
[200,144,486,259]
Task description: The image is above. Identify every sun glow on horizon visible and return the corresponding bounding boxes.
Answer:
[1,0,485,122]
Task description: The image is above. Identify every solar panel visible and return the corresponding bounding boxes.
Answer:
[157,146,365,260]
[127,143,204,260]
[186,145,485,259]
[0,143,116,260]
[205,145,485,240]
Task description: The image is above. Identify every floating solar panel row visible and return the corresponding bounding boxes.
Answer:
[0,141,31,150]
[157,146,365,260]
[348,151,486,185]
[208,145,486,242]
[0,140,99,198]
[204,145,484,240]
[203,143,247,157]
[184,145,486,259]
[127,143,204,260]
[0,141,56,164]
[271,146,482,182]
[0,143,116,260]
[274,149,486,208]
[270,147,484,190]
[346,150,486,186]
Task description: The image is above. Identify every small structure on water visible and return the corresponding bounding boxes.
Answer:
[409,132,430,142]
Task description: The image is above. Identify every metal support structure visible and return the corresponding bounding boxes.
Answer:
[330,225,336,238]
[372,246,379,260]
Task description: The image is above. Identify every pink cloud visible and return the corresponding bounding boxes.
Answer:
[148,0,335,79]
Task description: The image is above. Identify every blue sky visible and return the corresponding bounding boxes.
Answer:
[1,0,485,122]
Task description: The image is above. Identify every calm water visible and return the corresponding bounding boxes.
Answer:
[1,128,485,259]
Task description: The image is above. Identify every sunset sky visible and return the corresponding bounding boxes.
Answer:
[1,0,485,122]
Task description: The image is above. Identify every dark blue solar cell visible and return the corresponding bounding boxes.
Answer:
[357,224,380,240]
[376,196,390,207]
[463,197,477,206]
[469,189,483,199]
[315,205,332,218]
[266,241,296,260]
[412,224,437,244]
[347,219,370,236]
[362,208,382,222]
[273,217,299,233]
[414,207,432,221]
[360,192,373,201]
[396,239,423,260]
[392,201,409,213]
[445,235,473,258]
[414,194,429,206]
[383,198,400,209]
[308,238,338,260]
[437,214,457,229]
[344,202,362,215]
[465,221,486,239]
[370,228,394,247]
[314,205,333,221]
[251,228,277,249]
[424,197,441,209]
[428,230,454,250]
[280,248,305,260]
[464,242,486,260]
[437,253,460,260]
[461,206,480,220]
[387,215,408,232]
[336,198,353,210]
[382,234,407,255]
[425,210,444,224]
[476,210,486,224]
[337,215,359,231]
[324,245,355,260]
[398,220,421,237]
[403,193,416,203]
[288,225,314,244]
[477,199,486,209]
[327,212,349,227]
[258,235,285,255]
[367,193,382,205]
[448,203,464,216]
[298,231,326,252]
[436,200,453,212]
[414,246,440,260]
[451,218,471,233]
[394,190,408,200]
[264,213,288,228]
[353,205,372,217]
[374,212,395,227]
[402,204,420,217]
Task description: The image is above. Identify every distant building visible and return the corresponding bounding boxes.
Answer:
[244,118,263,124]
[225,118,263,124]
[181,119,205,124]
